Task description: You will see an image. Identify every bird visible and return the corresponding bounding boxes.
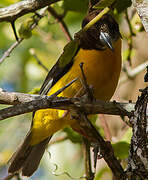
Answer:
[8,9,122,177]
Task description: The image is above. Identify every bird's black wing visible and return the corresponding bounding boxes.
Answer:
[39,40,79,95]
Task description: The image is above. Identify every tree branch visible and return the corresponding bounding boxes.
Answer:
[47,6,72,41]
[0,39,23,64]
[0,0,61,22]
[29,48,49,72]
[0,88,135,121]
[124,10,135,64]
[119,61,148,85]
[83,138,94,180]
[127,86,148,179]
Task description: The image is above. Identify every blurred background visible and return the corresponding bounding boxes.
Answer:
[0,0,148,179]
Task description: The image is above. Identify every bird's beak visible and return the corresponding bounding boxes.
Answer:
[100,31,114,51]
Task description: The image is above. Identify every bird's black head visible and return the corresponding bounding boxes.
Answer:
[78,10,121,51]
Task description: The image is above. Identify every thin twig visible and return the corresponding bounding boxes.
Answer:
[83,7,110,31]
[47,6,72,41]
[0,38,23,64]
[93,146,99,173]
[79,62,94,102]
[119,61,148,85]
[125,10,135,37]
[29,48,48,72]
[50,78,78,98]
[125,10,135,64]
[0,7,47,64]
[10,21,19,41]
[83,138,94,180]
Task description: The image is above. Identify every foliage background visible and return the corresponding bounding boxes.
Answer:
[0,0,147,179]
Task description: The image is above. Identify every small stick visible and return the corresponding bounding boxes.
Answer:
[83,137,94,180]
[50,78,78,98]
[29,48,48,72]
[79,62,94,102]
[48,6,72,41]
[10,21,19,41]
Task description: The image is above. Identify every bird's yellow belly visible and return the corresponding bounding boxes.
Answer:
[60,39,121,100]
[30,40,121,145]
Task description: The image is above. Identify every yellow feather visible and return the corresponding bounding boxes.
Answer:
[31,39,121,145]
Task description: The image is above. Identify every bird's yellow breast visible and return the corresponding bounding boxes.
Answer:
[30,39,121,145]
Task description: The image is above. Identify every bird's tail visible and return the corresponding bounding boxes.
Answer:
[8,131,51,177]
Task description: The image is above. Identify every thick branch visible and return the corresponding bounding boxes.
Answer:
[0,88,135,121]
[0,0,61,22]
[127,87,148,179]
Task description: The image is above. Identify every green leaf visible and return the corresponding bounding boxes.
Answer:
[18,18,34,39]
[112,141,130,160]
[63,0,89,13]
[115,0,132,13]
[94,0,115,9]
[59,40,79,68]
